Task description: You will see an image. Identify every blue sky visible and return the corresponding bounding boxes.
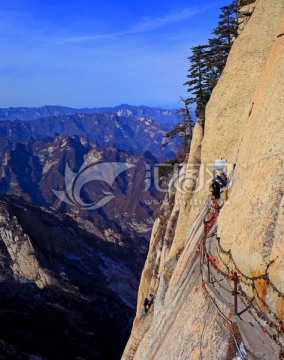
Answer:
[0,0,227,109]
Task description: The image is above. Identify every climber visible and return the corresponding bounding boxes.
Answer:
[211,180,221,200]
[210,170,228,201]
[144,297,150,312]
[213,171,228,189]
[143,294,155,313]
[148,293,155,308]
[277,321,284,335]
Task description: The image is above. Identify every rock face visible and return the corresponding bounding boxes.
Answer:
[0,194,135,359]
[218,6,284,314]
[123,0,284,358]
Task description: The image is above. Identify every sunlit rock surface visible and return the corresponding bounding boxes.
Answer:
[123,1,284,358]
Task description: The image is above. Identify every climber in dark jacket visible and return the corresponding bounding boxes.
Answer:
[144,294,155,313]
[214,172,227,188]
[144,297,149,312]
[212,181,221,199]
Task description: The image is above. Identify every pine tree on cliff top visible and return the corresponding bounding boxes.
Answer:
[204,37,226,92]
[162,1,238,159]
[184,45,211,122]
[212,2,238,50]
[184,0,238,122]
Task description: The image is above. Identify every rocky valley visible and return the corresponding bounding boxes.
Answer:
[0,194,135,359]
[0,0,283,359]
[0,105,176,359]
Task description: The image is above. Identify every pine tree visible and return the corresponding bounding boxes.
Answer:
[212,1,238,52]
[184,45,211,121]
[162,98,194,161]
[184,1,238,123]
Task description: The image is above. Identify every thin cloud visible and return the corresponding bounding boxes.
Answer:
[133,7,200,32]
[58,32,126,43]
[59,6,208,44]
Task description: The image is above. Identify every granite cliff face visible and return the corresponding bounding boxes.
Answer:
[124,1,284,358]
[0,194,135,359]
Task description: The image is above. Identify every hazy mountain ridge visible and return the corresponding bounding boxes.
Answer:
[0,104,178,124]
[0,113,175,157]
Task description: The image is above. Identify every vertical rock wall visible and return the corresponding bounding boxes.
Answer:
[123,0,284,358]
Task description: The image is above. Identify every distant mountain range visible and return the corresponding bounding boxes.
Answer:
[0,134,164,248]
[0,113,175,156]
[0,105,176,358]
[0,104,179,124]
